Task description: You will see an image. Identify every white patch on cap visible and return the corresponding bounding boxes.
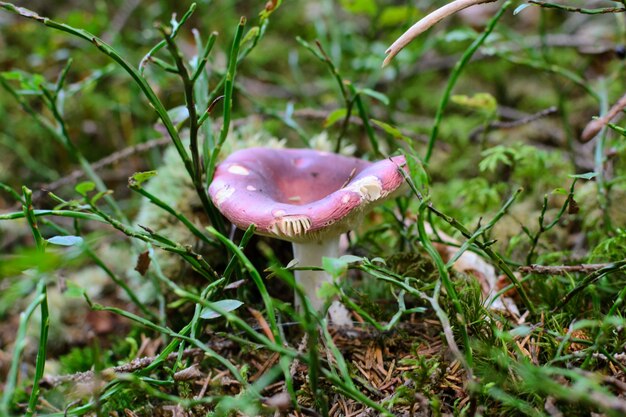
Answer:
[228,165,249,176]
[341,194,351,204]
[343,175,382,201]
[214,186,235,206]
[273,209,286,217]
[246,185,257,191]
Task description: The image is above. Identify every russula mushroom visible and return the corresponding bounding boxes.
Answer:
[209,147,407,325]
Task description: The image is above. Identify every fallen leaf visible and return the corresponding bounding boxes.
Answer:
[134,251,151,276]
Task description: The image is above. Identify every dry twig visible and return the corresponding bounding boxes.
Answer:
[529,0,626,15]
[581,92,626,142]
[383,0,499,67]
[519,263,611,275]
[470,106,558,140]
[39,347,216,389]
[32,137,171,201]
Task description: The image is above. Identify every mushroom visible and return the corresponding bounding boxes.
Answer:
[209,147,408,325]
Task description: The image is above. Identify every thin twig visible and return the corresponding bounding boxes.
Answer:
[581,92,626,142]
[39,348,209,389]
[383,0,498,67]
[519,263,611,275]
[528,0,626,15]
[34,137,170,197]
[554,260,626,311]
[470,106,558,140]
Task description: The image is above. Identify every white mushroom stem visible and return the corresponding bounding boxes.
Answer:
[292,237,353,326]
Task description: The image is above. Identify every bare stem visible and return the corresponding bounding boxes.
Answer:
[519,263,612,275]
[470,106,558,140]
[529,0,626,15]
[383,0,498,67]
[581,92,626,142]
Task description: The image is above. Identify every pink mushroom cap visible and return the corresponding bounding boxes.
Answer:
[209,148,408,243]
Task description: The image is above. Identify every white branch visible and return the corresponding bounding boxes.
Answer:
[383,0,499,67]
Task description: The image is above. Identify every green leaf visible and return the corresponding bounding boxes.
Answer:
[75,181,96,196]
[90,190,113,205]
[47,235,83,246]
[285,258,299,269]
[552,188,568,195]
[129,170,158,187]
[404,151,429,190]
[479,146,513,172]
[1,71,24,81]
[324,108,348,128]
[359,88,389,106]
[568,172,597,180]
[317,281,339,301]
[509,325,533,337]
[0,249,62,277]
[338,255,364,264]
[241,26,260,46]
[65,282,86,298]
[378,6,414,27]
[451,93,497,114]
[322,256,348,279]
[2,70,47,91]
[443,28,478,43]
[167,106,189,126]
[339,0,377,16]
[200,299,244,319]
[370,119,411,143]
